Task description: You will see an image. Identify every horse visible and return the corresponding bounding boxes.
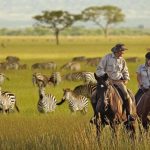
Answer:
[93,73,137,140]
[136,90,150,131]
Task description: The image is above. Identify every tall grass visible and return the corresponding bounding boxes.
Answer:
[0,36,149,149]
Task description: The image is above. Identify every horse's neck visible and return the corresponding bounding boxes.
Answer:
[108,85,123,113]
[137,92,150,115]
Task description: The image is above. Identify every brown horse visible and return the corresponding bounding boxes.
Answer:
[136,90,150,131]
[94,73,137,140]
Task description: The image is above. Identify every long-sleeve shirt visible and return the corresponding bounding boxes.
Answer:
[136,64,150,89]
[96,53,130,81]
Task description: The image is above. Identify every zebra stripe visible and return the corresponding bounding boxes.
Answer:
[63,71,97,84]
[63,72,83,81]
[49,72,62,86]
[57,88,88,114]
[82,72,97,84]
[0,88,19,113]
[73,83,96,99]
[38,86,57,113]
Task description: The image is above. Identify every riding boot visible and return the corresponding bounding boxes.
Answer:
[125,98,135,122]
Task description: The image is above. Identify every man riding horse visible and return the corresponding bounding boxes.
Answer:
[93,43,135,122]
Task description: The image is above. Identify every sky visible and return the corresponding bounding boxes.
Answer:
[0,0,150,28]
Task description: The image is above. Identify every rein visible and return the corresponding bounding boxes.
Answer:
[103,84,111,110]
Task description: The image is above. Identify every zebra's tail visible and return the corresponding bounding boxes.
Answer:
[15,103,20,112]
[56,99,65,105]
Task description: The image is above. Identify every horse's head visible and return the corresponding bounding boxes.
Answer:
[94,73,109,88]
[94,73,110,112]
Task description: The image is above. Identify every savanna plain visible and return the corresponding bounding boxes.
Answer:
[0,36,150,150]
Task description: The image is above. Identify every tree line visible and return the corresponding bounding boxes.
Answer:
[33,5,125,45]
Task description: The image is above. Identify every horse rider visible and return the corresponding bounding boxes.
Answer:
[135,52,150,104]
[94,43,135,122]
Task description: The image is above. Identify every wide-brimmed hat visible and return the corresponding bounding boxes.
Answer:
[111,43,128,53]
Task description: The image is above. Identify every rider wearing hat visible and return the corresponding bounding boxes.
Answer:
[135,52,150,104]
[95,43,135,121]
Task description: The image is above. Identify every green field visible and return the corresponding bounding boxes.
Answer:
[0,36,150,149]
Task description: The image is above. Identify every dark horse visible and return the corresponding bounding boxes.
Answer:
[93,73,137,140]
[136,90,150,131]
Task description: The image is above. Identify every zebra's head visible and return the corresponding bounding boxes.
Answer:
[56,88,72,105]
[62,88,72,100]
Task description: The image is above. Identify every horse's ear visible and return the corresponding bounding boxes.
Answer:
[103,73,108,81]
[94,73,98,80]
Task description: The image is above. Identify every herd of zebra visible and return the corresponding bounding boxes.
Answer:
[33,71,96,114]
[0,71,97,114]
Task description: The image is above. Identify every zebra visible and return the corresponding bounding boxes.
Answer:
[82,72,97,84]
[32,72,49,87]
[63,72,84,82]
[63,71,97,84]
[57,88,88,114]
[0,73,9,85]
[73,83,97,123]
[6,56,20,64]
[31,62,57,70]
[38,86,57,113]
[49,72,62,86]
[73,83,97,99]
[0,87,19,113]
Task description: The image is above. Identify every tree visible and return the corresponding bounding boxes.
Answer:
[82,5,125,37]
[33,10,80,45]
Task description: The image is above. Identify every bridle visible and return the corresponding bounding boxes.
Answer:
[99,80,111,111]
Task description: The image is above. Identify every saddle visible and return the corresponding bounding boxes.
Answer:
[113,84,135,114]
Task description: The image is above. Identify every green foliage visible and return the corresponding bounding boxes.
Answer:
[33,10,80,45]
[82,5,125,37]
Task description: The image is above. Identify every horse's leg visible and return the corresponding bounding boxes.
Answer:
[110,121,119,140]
[90,92,97,124]
[96,112,102,142]
[142,110,149,132]
[137,117,143,136]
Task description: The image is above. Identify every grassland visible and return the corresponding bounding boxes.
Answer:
[0,35,150,150]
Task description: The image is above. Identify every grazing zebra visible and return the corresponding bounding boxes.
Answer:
[0,73,9,85]
[73,83,96,99]
[49,72,62,86]
[32,72,49,87]
[57,88,88,114]
[31,62,57,70]
[63,72,84,82]
[60,61,80,71]
[82,72,97,84]
[0,87,19,113]
[63,71,96,84]
[38,86,57,113]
